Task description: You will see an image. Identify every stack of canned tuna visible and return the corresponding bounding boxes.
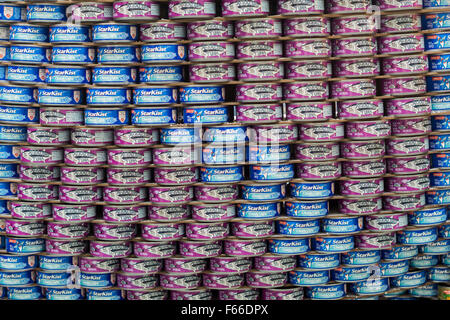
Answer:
[0,0,448,300]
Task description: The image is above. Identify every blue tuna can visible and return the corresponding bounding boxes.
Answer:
[0,105,39,124]
[0,25,8,41]
[439,223,450,238]
[397,227,438,245]
[0,181,17,196]
[427,266,450,282]
[131,107,177,125]
[419,239,450,254]
[0,125,26,142]
[6,237,45,254]
[425,33,450,51]
[267,238,310,255]
[140,66,183,83]
[241,183,285,201]
[133,87,177,105]
[52,46,96,64]
[426,188,450,204]
[289,269,330,286]
[382,245,419,260]
[432,114,450,131]
[38,87,84,106]
[410,254,439,269]
[87,88,132,106]
[160,127,201,145]
[86,288,124,300]
[203,126,248,143]
[45,288,84,300]
[7,285,43,300]
[0,270,35,286]
[249,163,294,182]
[0,163,18,178]
[9,24,48,43]
[0,199,9,214]
[80,272,116,288]
[285,200,329,218]
[141,43,186,63]
[183,106,229,124]
[0,145,20,161]
[331,265,371,282]
[390,270,426,288]
[50,24,91,43]
[290,181,334,199]
[202,145,246,164]
[0,254,37,270]
[179,85,225,104]
[6,65,45,84]
[84,108,129,126]
[200,165,244,183]
[431,95,450,111]
[0,65,5,81]
[347,278,389,295]
[431,153,450,168]
[304,283,345,300]
[312,235,355,253]
[422,13,450,30]
[424,0,450,7]
[37,270,72,287]
[26,4,66,22]
[237,202,280,219]
[277,219,320,236]
[297,253,340,269]
[45,66,90,85]
[0,4,25,22]
[341,249,381,266]
[9,45,50,64]
[248,144,291,163]
[39,255,77,271]
[97,45,139,64]
[430,55,450,74]
[409,283,438,298]
[427,75,450,93]
[92,66,137,85]
[408,206,448,226]
[321,216,364,234]
[0,85,37,105]
[93,23,138,42]
[380,260,410,277]
[430,133,450,150]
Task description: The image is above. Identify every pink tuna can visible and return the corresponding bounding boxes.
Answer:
[261,287,303,300]
[374,0,422,11]
[386,136,429,156]
[60,167,104,185]
[46,239,87,255]
[140,22,185,42]
[149,186,193,204]
[296,161,342,180]
[20,146,63,165]
[195,185,238,203]
[284,81,329,101]
[121,257,161,274]
[338,197,383,215]
[249,124,298,143]
[331,16,377,35]
[170,289,212,300]
[381,55,428,76]
[114,127,159,147]
[103,205,147,223]
[278,0,324,15]
[154,166,198,185]
[10,201,51,220]
[237,62,284,82]
[300,122,344,141]
[19,165,60,182]
[80,257,120,273]
[254,255,296,272]
[52,204,97,222]
[160,273,200,290]
[203,272,245,289]
[283,17,330,38]
[294,142,340,161]
[218,288,259,300]
[187,21,233,41]
[382,193,425,212]
[106,167,150,185]
[391,118,431,137]
[27,127,70,146]
[59,185,101,203]
[189,63,235,83]
[209,256,252,273]
[337,99,384,120]
[5,219,45,237]
[286,102,333,122]
[117,273,158,290]
[246,271,287,288]
[380,77,426,96]
[380,14,421,34]
[103,186,147,204]
[107,148,151,167]
[133,240,176,258]
[186,222,229,240]
[339,178,384,197]
[90,240,132,258]
[236,104,283,123]
[342,159,386,178]
[164,257,207,273]
[71,128,114,146]
[236,83,282,102]
[378,34,424,55]
[326,0,370,13]
[141,222,184,241]
[168,0,216,19]
[364,213,408,232]
[286,61,332,80]
[179,240,222,258]
[17,183,58,201]
[113,1,160,21]
[231,221,274,238]
[191,203,236,222]
[284,39,331,58]
[332,37,377,57]
[386,156,430,175]
[67,3,113,22]
[223,238,267,256]
[234,18,282,39]
[385,174,430,193]
[340,140,386,159]
[149,205,190,222]
[93,223,137,240]
[188,42,235,62]
[385,97,431,118]
[127,289,167,300]
[345,120,391,140]
[153,147,201,166]
[39,107,84,127]
[333,59,379,78]
[355,232,396,249]
[64,148,106,167]
[236,41,282,60]
[47,221,90,239]
[331,79,376,100]
[221,0,270,17]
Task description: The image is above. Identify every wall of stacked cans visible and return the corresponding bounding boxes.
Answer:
[0,0,448,301]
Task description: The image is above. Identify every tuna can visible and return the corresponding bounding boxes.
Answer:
[19,165,59,182]
[422,12,450,31]
[47,221,89,240]
[380,14,421,34]
[376,0,422,10]
[246,271,287,288]
[38,87,83,106]
[79,256,120,273]
[346,120,391,140]
[80,272,117,288]
[296,161,341,180]
[381,77,426,96]
[250,124,297,143]
[236,83,282,102]
[304,282,345,300]
[67,2,112,22]
[86,288,124,300]
[234,18,281,39]
[0,254,37,271]
[322,216,364,234]
[427,75,450,93]
[113,1,160,21]
[387,136,429,155]
[300,122,344,141]
[121,257,162,274]
[332,265,372,282]
[284,81,329,101]
[425,32,450,52]
[7,285,43,300]
[132,107,177,125]
[232,220,274,238]
[191,203,235,222]
[392,118,431,136]
[236,40,282,60]
[20,146,63,165]
[61,167,104,185]
[153,147,200,166]
[141,222,184,241]
[5,237,45,254]
[27,127,70,146]
[139,66,183,84]
[5,219,45,237]
[348,278,389,295]
[168,0,215,19]
[285,39,330,58]
[0,4,25,22]
[200,166,244,184]
[430,171,450,188]
[59,185,102,204]
[183,106,229,124]
[277,219,320,236]
[283,17,330,38]
[333,59,379,78]
[154,166,197,185]
[378,34,424,55]
[114,127,158,147]
[186,222,229,240]
[385,174,429,193]
[45,66,90,85]
[0,181,16,197]
[149,186,193,204]
[179,239,222,258]
[331,79,376,100]
[0,270,35,286]
[188,42,234,62]
[84,108,129,127]
[140,22,185,42]
[432,115,450,132]
[46,238,86,256]
[390,270,426,288]
[410,283,438,298]
[49,24,91,43]
[160,127,201,145]
[0,145,20,162]
[297,252,340,269]
[160,273,199,290]
[383,193,426,212]
[410,254,439,269]
[107,167,149,185]
[238,61,283,82]
[341,249,381,266]
[355,232,396,249]
[342,159,386,178]
[87,88,132,106]
[103,205,146,223]
[64,148,106,167]
[290,180,334,199]
[223,238,266,256]
[92,23,137,43]
[179,85,224,104]
[382,245,418,261]
[133,240,176,258]
[289,269,329,286]
[332,37,377,57]
[0,105,38,124]
[285,200,328,218]
[104,186,147,204]
[294,143,339,161]
[326,0,369,13]
[97,45,140,64]
[236,202,280,219]
[92,66,136,85]
[420,239,450,254]
[427,265,450,282]
[267,238,309,254]
[93,223,136,240]
[311,235,354,253]
[438,224,450,239]
[386,97,431,118]
[51,46,95,65]
[331,16,376,35]
[10,201,51,220]
[365,213,408,231]
[141,43,186,63]
[202,145,245,164]
[170,289,212,300]
[9,24,48,43]
[17,183,57,201]
[189,63,235,83]
[339,178,384,197]
[39,107,83,127]
[241,183,285,201]
[72,128,113,147]
[52,204,97,222]
[249,163,294,182]
[6,65,45,84]
[387,156,430,175]
[164,257,206,274]
[382,55,428,75]
[210,256,251,273]
[134,87,178,105]
[0,86,37,105]
[107,148,151,167]
[286,61,331,80]
[397,227,438,245]
[195,185,238,203]
[203,126,247,143]
[26,3,66,22]
[90,240,131,258]
[188,21,232,41]
[279,0,325,14]
[221,0,269,17]
[254,255,296,272]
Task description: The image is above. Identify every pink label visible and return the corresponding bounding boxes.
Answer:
[283,17,329,37]
[246,272,287,288]
[5,219,45,237]
[194,185,238,202]
[19,165,60,182]
[223,239,267,256]
[236,83,282,102]
[148,205,190,221]
[114,128,158,146]
[286,102,332,121]
[296,162,341,180]
[61,167,104,185]
[340,140,386,159]
[391,118,431,136]
[64,148,106,166]
[300,123,344,141]
[142,223,184,241]
[278,0,324,14]
[236,41,282,60]
[376,0,421,11]
[106,167,150,185]
[169,0,215,18]
[186,223,229,240]
[345,120,391,139]
[53,204,97,222]
[338,99,383,119]
[331,16,377,35]
[164,258,206,273]
[261,288,302,300]
[381,55,428,75]
[68,3,112,22]
[189,63,235,82]
[17,183,58,201]
[380,14,421,33]
[107,148,151,167]
[331,79,376,99]
[385,97,431,117]
[160,274,200,289]
[117,274,158,289]
[284,39,331,58]
[103,186,146,203]
[10,202,51,219]
[90,241,132,258]
[254,256,296,272]
[386,136,429,156]
[202,273,245,289]
[339,178,384,196]
[334,59,379,78]
[103,205,147,223]
[338,197,383,215]
[188,42,234,61]
[231,221,274,238]
[327,0,370,13]
[378,34,424,55]
[154,167,197,185]
[39,108,83,126]
[149,186,193,204]
[382,193,425,211]
[71,128,114,146]
[153,147,200,166]
[93,223,136,240]
[20,147,63,165]
[188,21,232,40]
[191,204,235,221]
[133,241,176,258]
[235,18,281,38]
[237,62,283,81]
[140,23,185,42]
[251,124,298,142]
[386,175,430,193]
[47,222,89,239]
[294,143,339,161]
[381,77,426,96]
[236,104,282,123]
[284,82,329,101]
[209,257,252,273]
[179,240,222,257]
[332,37,377,57]
[386,156,430,175]
[80,257,120,273]
[47,239,87,255]
[342,159,386,178]
[286,61,331,80]
[113,1,159,20]
[59,185,101,203]
[356,233,396,249]
[365,213,408,231]
[222,0,269,17]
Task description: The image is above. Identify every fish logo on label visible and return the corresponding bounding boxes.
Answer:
[225,0,260,13]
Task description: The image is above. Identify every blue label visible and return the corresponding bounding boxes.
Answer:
[322,217,363,234]
[341,249,381,265]
[289,270,329,286]
[390,271,426,288]
[285,200,329,218]
[50,25,91,43]
[379,260,410,277]
[0,270,34,286]
[93,66,136,84]
[45,288,84,300]
[242,184,285,201]
[141,44,186,62]
[179,86,224,104]
[0,235,4,250]
[419,238,450,254]
[84,109,129,126]
[183,106,229,124]
[438,224,450,238]
[347,278,389,295]
[97,46,139,63]
[331,265,371,282]
[248,144,291,163]
[10,45,49,63]
[429,54,450,72]
[93,24,137,42]
[160,127,202,145]
[427,266,450,282]
[133,87,177,105]
[304,283,345,300]
[52,46,95,64]
[38,87,83,106]
[200,166,244,183]
[430,133,450,150]
[10,24,48,42]
[87,88,131,106]
[0,199,9,214]
[80,272,115,288]
[276,219,320,236]
[382,245,419,260]
[425,33,450,51]
[290,181,334,199]
[424,0,450,7]
[0,163,18,178]
[249,164,294,181]
[297,253,340,269]
[86,289,124,300]
[0,254,35,271]
[312,236,354,253]
[0,181,16,196]
[202,145,245,164]
[6,237,45,254]
[409,206,448,225]
[0,145,20,161]
[0,4,25,22]
[432,114,450,131]
[46,67,90,85]
[39,256,77,271]
[422,13,450,30]
[140,66,183,83]
[431,153,450,168]
[27,4,66,22]
[427,75,450,92]
[397,227,438,245]
[0,105,39,124]
[0,86,37,104]
[426,188,450,204]
[0,125,27,142]
[37,271,71,287]
[410,254,439,269]
[237,202,280,219]
[268,238,310,255]
[431,94,450,111]
[7,286,43,300]
[131,107,177,125]
[409,283,438,297]
[7,65,44,83]
[203,126,248,143]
